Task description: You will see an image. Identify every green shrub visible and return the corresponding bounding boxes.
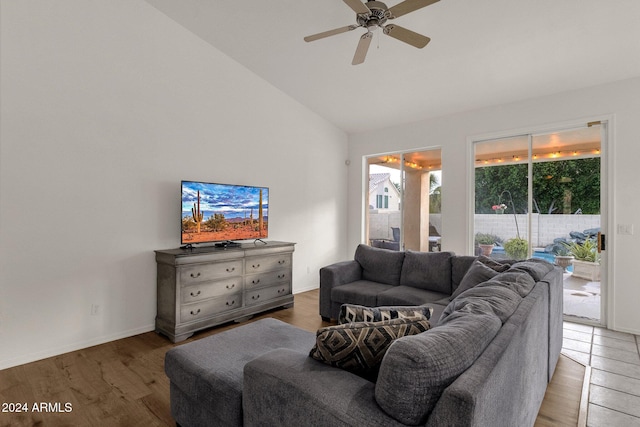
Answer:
[563,240,600,263]
[504,237,528,260]
[475,233,502,245]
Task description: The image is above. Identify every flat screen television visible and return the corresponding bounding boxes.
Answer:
[181,180,268,246]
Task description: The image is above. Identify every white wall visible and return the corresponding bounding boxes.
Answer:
[347,77,640,335]
[0,0,348,369]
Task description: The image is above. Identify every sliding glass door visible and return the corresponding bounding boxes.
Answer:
[473,124,605,324]
[474,135,531,259]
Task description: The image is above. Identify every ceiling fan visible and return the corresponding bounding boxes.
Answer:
[304,0,440,65]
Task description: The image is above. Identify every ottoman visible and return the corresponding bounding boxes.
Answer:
[164,318,316,427]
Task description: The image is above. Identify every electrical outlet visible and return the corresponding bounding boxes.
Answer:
[90,304,100,316]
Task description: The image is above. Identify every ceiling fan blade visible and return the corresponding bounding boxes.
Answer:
[352,32,373,65]
[388,0,439,19]
[343,0,371,15]
[304,25,359,42]
[384,24,430,48]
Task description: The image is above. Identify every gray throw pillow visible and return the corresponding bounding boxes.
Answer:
[477,270,536,298]
[441,285,522,323]
[508,258,555,281]
[354,244,405,286]
[477,255,514,272]
[450,259,499,300]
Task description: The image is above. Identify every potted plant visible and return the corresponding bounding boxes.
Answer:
[492,203,508,214]
[564,239,600,281]
[504,237,528,260]
[552,245,574,272]
[475,233,499,256]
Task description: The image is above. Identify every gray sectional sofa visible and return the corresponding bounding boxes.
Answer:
[165,244,563,427]
[320,245,461,323]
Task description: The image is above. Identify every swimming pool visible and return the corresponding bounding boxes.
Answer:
[490,247,571,271]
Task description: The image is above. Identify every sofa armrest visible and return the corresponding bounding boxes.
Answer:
[319,260,362,319]
[541,266,564,381]
[243,348,404,427]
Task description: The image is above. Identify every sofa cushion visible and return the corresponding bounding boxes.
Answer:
[399,251,454,293]
[377,286,449,307]
[477,270,537,298]
[428,304,448,327]
[441,285,522,323]
[375,311,502,425]
[331,280,394,307]
[354,244,405,286]
[450,255,477,291]
[338,303,433,324]
[509,258,555,281]
[309,317,430,379]
[449,259,500,301]
[477,255,515,272]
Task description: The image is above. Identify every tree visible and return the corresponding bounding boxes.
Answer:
[429,173,441,213]
[475,158,600,214]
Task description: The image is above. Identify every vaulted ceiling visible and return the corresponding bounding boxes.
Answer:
[145,0,640,134]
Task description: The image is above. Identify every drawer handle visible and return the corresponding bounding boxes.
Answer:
[277,288,286,294]
[226,300,236,306]
[190,290,201,297]
[190,309,201,316]
[278,260,286,264]
[252,279,260,285]
[277,274,285,279]
[252,294,260,300]
[190,272,201,278]
[226,283,236,289]
[252,264,260,269]
[226,267,235,273]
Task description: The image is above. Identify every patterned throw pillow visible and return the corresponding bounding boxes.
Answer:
[338,304,433,324]
[309,316,430,378]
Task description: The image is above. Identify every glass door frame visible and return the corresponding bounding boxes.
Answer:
[363,147,442,252]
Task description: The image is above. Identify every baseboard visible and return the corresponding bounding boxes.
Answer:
[0,324,156,371]
[577,365,592,427]
[293,284,319,294]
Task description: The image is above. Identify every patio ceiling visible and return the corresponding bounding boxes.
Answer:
[475,126,602,166]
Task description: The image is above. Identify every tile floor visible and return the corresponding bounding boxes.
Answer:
[562,321,640,426]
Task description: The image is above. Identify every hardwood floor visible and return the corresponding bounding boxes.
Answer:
[0,289,583,427]
[535,355,586,426]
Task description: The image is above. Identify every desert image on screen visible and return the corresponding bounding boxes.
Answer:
[181,182,268,244]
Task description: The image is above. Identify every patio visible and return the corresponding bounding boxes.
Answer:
[564,271,601,322]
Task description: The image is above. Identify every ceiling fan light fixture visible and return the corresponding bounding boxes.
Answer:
[304,0,440,64]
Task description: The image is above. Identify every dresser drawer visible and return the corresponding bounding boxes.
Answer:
[245,283,291,306]
[180,278,242,303]
[245,254,292,275]
[179,259,243,285]
[245,270,290,290]
[180,293,242,322]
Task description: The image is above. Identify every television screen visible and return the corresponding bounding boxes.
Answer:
[181,181,268,245]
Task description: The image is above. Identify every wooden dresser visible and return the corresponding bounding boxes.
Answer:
[155,241,295,342]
